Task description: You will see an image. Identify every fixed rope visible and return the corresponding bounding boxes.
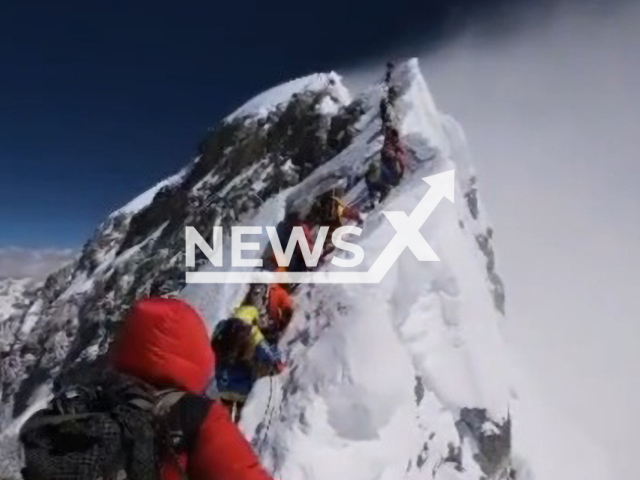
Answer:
[257,375,276,455]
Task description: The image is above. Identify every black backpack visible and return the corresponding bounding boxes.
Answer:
[19,372,212,480]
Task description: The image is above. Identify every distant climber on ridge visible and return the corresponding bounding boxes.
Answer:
[381,126,406,186]
[364,127,406,207]
[330,190,363,229]
[385,61,395,85]
[381,59,397,127]
[308,188,363,255]
[379,85,398,127]
[273,211,314,272]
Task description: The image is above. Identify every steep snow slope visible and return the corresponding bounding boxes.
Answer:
[1,59,514,480]
[183,59,511,480]
[111,167,191,217]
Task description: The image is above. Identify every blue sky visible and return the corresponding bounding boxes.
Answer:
[0,0,512,249]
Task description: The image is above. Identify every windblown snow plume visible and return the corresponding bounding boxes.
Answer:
[1,59,525,479]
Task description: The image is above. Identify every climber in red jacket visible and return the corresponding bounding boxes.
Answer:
[109,297,273,480]
[381,127,406,187]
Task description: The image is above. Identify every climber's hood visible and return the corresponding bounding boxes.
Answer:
[109,298,214,393]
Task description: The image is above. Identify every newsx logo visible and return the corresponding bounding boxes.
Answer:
[185,170,455,284]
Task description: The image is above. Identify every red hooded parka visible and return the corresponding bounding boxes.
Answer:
[109,297,273,480]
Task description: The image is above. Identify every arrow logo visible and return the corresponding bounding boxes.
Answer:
[186,170,455,284]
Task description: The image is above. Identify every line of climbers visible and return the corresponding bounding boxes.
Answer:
[211,62,409,424]
[212,186,365,424]
[17,63,409,480]
[366,61,406,208]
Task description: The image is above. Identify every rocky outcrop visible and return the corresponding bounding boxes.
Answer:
[0,74,357,429]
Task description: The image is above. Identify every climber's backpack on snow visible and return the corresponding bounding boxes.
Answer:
[19,372,212,480]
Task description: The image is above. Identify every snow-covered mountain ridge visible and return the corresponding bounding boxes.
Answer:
[0,59,515,480]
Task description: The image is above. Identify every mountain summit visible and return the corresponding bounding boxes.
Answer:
[1,59,515,480]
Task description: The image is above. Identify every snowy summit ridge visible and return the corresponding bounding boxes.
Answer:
[1,59,517,480]
[225,72,352,122]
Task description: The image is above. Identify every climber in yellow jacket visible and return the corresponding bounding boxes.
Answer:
[213,302,284,422]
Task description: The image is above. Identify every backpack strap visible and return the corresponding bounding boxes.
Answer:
[154,390,188,417]
[128,388,212,452]
[164,393,213,453]
[127,389,186,414]
[125,388,211,480]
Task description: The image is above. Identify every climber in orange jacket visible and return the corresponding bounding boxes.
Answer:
[265,282,293,343]
[109,297,273,480]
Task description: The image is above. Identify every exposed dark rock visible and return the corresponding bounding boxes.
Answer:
[444,443,464,472]
[326,99,366,156]
[0,80,361,433]
[417,442,429,468]
[476,231,506,315]
[414,376,425,405]
[465,176,480,220]
[457,408,511,478]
